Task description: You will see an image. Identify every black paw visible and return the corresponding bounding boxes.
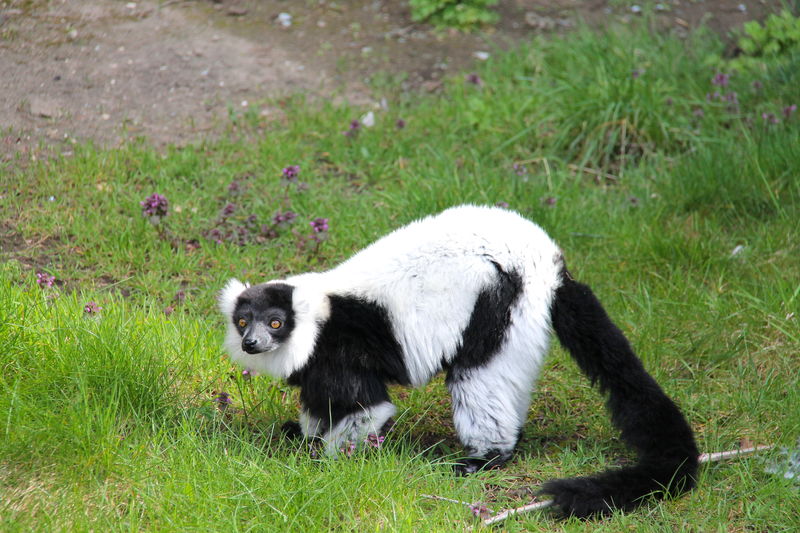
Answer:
[280,420,303,439]
[454,453,510,475]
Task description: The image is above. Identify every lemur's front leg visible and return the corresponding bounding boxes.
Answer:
[320,401,397,456]
[281,409,326,440]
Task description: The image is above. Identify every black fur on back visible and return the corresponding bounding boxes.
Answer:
[542,264,699,517]
[447,260,523,379]
[287,295,408,430]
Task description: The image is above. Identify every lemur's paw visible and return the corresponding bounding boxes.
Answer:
[454,453,510,475]
[280,420,303,439]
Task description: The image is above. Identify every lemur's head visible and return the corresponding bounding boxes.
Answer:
[219,279,296,354]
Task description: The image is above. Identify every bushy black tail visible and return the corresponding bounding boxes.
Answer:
[541,267,698,517]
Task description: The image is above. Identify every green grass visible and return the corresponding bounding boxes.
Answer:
[2,19,800,531]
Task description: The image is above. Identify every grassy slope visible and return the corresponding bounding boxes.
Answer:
[2,20,799,531]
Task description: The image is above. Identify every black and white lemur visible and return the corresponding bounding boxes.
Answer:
[219,205,698,517]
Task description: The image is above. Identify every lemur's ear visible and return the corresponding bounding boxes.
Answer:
[218,278,249,317]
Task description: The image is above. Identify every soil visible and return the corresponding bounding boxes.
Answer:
[0,0,784,158]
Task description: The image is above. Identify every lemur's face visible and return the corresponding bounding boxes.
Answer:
[231,283,295,354]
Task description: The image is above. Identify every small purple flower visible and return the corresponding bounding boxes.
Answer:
[396,118,406,129]
[310,217,329,233]
[712,72,730,87]
[665,97,674,106]
[706,91,721,102]
[543,196,557,207]
[84,301,102,315]
[762,112,780,124]
[495,201,509,209]
[725,92,739,104]
[242,369,252,380]
[693,107,705,118]
[272,210,297,227]
[36,272,55,288]
[221,203,236,218]
[342,441,357,457]
[465,73,483,85]
[365,434,385,448]
[227,180,241,194]
[513,163,528,176]
[343,120,361,137]
[783,104,797,119]
[282,165,300,182]
[214,391,232,410]
[631,69,642,79]
[140,193,169,223]
[752,80,763,92]
[469,502,492,518]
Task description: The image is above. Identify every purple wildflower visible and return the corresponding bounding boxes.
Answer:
[711,72,730,87]
[242,369,252,380]
[164,305,174,317]
[495,201,509,209]
[762,112,780,124]
[36,272,55,288]
[83,301,102,315]
[140,193,169,223]
[227,180,241,194]
[631,69,642,79]
[543,196,557,207]
[469,502,492,518]
[272,210,297,227]
[693,107,705,118]
[282,165,300,182]
[396,118,406,129]
[783,104,797,119]
[310,217,329,233]
[512,163,528,176]
[725,92,739,104]
[365,434,385,448]
[174,290,186,304]
[214,391,232,410]
[221,203,236,218]
[752,80,763,92]
[342,441,357,457]
[465,73,483,85]
[343,120,361,137]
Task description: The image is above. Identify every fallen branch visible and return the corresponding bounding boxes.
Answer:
[697,444,774,463]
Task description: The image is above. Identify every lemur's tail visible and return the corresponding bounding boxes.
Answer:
[541,265,698,517]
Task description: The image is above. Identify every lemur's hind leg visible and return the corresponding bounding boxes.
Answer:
[447,317,549,474]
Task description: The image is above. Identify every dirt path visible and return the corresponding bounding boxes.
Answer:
[0,0,781,158]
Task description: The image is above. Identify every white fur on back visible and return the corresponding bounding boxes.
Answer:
[322,205,562,385]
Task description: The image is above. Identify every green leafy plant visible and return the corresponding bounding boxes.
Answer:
[409,0,498,30]
[729,10,800,72]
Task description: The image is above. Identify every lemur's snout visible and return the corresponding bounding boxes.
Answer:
[242,338,258,352]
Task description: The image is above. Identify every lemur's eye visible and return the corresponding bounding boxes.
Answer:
[269,319,282,329]
[238,318,247,328]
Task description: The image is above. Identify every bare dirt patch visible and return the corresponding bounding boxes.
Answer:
[0,0,782,156]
